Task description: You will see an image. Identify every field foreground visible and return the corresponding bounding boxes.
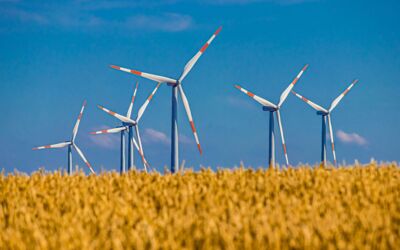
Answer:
[1,164,399,249]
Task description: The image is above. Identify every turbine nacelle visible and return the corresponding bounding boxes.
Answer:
[167,80,179,87]
[317,111,329,116]
[122,123,134,127]
[124,121,137,126]
[262,106,278,112]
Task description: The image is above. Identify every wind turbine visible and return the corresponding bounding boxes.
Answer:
[91,82,159,173]
[110,26,222,173]
[33,101,95,174]
[291,79,359,166]
[234,64,309,168]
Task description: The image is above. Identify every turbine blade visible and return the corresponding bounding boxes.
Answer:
[136,83,161,123]
[131,132,150,171]
[327,114,337,166]
[32,141,71,150]
[278,64,309,107]
[135,125,148,172]
[97,105,136,124]
[110,65,177,84]
[276,110,289,165]
[291,90,328,113]
[234,85,277,108]
[329,79,359,112]
[90,126,127,135]
[127,82,139,118]
[73,144,95,174]
[72,100,86,142]
[178,85,202,154]
[178,26,222,82]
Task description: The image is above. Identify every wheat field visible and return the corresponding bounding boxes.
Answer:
[0,164,399,249]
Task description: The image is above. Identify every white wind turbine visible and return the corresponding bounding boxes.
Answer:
[91,82,160,173]
[234,64,309,168]
[110,27,222,173]
[291,79,359,166]
[33,101,95,174]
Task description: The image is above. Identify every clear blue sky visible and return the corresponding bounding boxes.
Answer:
[1,0,399,173]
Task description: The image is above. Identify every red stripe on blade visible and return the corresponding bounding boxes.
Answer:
[247,92,255,98]
[130,70,142,76]
[85,161,92,168]
[214,26,222,35]
[197,144,203,155]
[200,43,209,53]
[190,121,196,132]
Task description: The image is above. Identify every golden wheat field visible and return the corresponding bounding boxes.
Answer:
[0,164,399,250]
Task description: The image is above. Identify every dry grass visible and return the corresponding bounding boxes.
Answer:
[0,164,399,249]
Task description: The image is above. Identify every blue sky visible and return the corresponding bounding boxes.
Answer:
[0,0,399,173]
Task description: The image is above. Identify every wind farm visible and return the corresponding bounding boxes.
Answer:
[1,1,399,249]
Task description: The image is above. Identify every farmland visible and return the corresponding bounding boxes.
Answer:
[0,164,399,249]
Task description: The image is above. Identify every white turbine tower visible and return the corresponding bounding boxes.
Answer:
[33,100,95,174]
[110,26,222,173]
[91,82,160,173]
[291,79,359,166]
[234,64,309,168]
